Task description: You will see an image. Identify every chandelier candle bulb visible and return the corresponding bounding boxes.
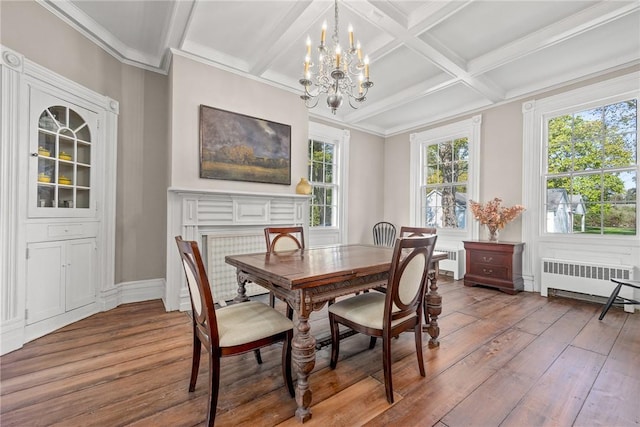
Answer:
[348,24,354,50]
[321,21,327,46]
[306,36,311,57]
[364,56,370,78]
[335,45,341,69]
[357,41,362,61]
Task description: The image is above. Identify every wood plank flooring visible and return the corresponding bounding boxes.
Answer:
[1,278,638,426]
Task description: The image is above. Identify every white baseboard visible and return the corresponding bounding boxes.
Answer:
[24,302,100,343]
[116,278,166,306]
[0,317,26,356]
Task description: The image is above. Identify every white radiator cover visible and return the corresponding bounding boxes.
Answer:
[207,233,268,302]
[436,247,464,280]
[541,258,635,313]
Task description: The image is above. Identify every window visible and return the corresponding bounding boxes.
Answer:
[422,137,469,229]
[308,137,337,227]
[544,100,637,235]
[307,122,349,246]
[410,115,481,239]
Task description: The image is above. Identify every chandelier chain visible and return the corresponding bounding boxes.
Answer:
[332,0,339,46]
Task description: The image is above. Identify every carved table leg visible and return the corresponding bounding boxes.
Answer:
[292,308,316,422]
[426,269,442,348]
[232,271,250,303]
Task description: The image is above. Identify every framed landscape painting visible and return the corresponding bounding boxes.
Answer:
[199,105,291,185]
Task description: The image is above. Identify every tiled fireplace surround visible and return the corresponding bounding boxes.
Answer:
[165,188,310,312]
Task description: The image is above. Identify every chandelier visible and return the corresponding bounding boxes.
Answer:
[299,0,373,114]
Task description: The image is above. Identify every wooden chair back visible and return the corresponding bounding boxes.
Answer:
[373,221,397,247]
[264,226,305,252]
[385,235,438,325]
[399,226,437,237]
[175,236,219,350]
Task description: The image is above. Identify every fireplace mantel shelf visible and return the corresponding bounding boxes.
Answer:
[168,187,311,200]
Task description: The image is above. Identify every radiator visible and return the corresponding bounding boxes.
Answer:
[207,233,268,303]
[540,258,635,313]
[436,247,464,280]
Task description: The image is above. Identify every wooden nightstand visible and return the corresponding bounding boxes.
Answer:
[463,240,525,294]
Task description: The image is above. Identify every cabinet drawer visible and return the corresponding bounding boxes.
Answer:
[469,263,509,280]
[26,221,98,242]
[469,251,509,266]
[48,224,85,238]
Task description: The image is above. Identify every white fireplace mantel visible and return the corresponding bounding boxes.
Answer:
[165,187,310,311]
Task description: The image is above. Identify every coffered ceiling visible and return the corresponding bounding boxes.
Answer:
[42,0,640,136]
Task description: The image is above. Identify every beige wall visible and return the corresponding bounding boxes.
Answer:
[170,53,309,192]
[383,65,640,242]
[1,0,169,283]
[169,54,386,245]
[345,127,385,244]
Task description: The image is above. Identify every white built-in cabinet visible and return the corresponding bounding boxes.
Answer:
[26,238,96,324]
[1,46,118,355]
[23,90,100,327]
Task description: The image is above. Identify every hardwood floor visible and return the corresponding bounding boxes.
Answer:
[1,278,638,426]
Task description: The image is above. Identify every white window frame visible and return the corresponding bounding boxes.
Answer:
[307,122,349,247]
[410,115,482,247]
[522,71,640,292]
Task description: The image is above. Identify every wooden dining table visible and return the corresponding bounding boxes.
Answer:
[225,244,447,422]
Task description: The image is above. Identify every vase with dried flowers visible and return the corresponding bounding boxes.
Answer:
[469,197,525,242]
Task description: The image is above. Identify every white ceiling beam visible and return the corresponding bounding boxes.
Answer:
[468,1,640,75]
[159,0,196,72]
[344,75,459,123]
[248,1,324,76]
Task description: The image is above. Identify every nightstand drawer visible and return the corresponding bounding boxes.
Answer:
[469,251,509,266]
[470,263,509,280]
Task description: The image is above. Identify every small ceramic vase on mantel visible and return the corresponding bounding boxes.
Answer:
[295,177,312,195]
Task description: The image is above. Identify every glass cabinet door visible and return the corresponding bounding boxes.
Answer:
[36,106,92,210]
[30,89,98,217]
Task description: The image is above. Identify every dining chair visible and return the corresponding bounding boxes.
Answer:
[175,236,294,426]
[373,221,397,247]
[264,226,304,319]
[328,235,438,403]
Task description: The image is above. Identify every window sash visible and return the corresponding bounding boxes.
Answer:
[308,139,339,228]
[543,98,638,236]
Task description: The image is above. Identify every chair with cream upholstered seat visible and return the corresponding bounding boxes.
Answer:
[328,235,438,403]
[175,236,294,426]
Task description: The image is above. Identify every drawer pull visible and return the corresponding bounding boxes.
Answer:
[482,256,493,263]
[482,268,493,275]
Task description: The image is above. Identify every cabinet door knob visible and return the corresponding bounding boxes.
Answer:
[31,152,38,157]
[482,268,493,275]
